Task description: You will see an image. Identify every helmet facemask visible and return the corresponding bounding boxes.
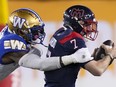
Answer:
[29,25,46,45]
[79,20,98,41]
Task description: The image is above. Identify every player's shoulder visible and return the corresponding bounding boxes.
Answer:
[0,27,28,51]
[0,26,26,43]
[0,29,26,43]
[54,26,83,38]
[5,33,25,41]
[57,27,84,44]
[53,27,66,37]
[1,34,26,45]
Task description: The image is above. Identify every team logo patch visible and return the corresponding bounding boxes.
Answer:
[70,8,84,19]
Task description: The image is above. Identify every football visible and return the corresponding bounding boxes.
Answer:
[94,40,114,60]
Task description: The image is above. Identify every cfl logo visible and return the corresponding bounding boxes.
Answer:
[13,16,26,29]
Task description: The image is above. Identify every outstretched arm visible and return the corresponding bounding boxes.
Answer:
[19,47,93,71]
[84,44,116,76]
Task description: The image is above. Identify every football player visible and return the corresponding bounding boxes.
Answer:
[0,8,93,80]
[44,5,116,87]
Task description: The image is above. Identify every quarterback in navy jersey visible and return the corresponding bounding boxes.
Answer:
[0,8,94,80]
[44,5,116,87]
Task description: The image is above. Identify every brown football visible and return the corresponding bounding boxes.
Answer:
[94,40,114,60]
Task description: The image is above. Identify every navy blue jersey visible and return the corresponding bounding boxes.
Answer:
[0,26,28,64]
[44,27,87,87]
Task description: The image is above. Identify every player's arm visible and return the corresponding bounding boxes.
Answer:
[0,51,27,80]
[84,56,112,76]
[2,51,27,64]
[84,44,116,76]
[0,53,20,80]
[19,47,93,71]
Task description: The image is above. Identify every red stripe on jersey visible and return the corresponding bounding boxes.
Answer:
[59,32,84,44]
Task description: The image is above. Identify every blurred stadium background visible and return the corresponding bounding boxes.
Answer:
[0,0,116,87]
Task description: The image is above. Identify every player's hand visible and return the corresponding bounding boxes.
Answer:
[91,48,99,57]
[70,48,93,63]
[101,44,116,59]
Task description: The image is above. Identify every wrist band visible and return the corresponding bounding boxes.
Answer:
[106,54,114,65]
[106,53,113,60]
[60,56,65,67]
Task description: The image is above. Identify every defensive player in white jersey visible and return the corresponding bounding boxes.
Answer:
[0,8,94,80]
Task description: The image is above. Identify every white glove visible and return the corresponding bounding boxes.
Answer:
[61,48,93,65]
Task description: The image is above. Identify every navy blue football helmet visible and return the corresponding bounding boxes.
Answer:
[63,5,98,41]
